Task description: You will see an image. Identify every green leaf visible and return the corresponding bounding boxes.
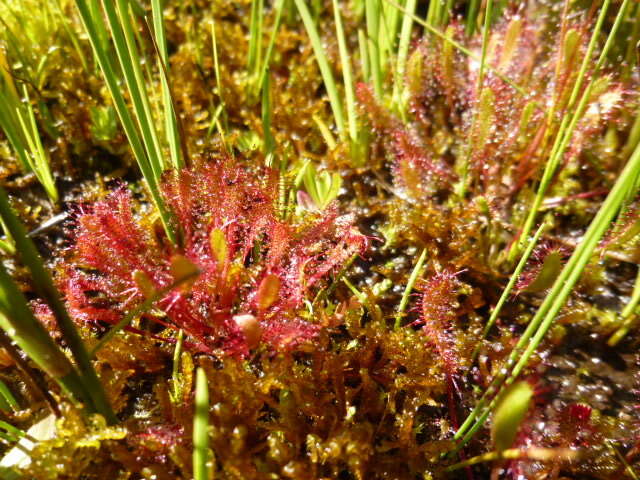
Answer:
[491,381,533,452]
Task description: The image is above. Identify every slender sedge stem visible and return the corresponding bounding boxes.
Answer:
[172,329,184,402]
[455,130,640,450]
[74,0,177,245]
[470,222,547,363]
[457,0,493,199]
[392,0,416,120]
[394,248,427,329]
[332,0,357,143]
[0,186,115,423]
[366,0,383,98]
[383,0,526,96]
[294,0,345,135]
[509,0,626,262]
[193,367,210,480]
[151,0,183,169]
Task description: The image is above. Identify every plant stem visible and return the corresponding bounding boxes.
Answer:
[471,222,546,362]
[0,186,115,423]
[394,248,427,329]
[509,0,627,262]
[294,0,345,136]
[454,126,640,450]
[193,367,210,480]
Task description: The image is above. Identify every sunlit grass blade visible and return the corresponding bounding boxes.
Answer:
[508,0,628,262]
[0,256,95,415]
[383,0,526,96]
[0,186,115,423]
[171,329,184,402]
[111,0,166,176]
[14,86,58,203]
[210,17,228,134]
[0,379,19,413]
[294,0,345,137]
[608,268,640,346]
[358,28,370,82]
[366,0,383,98]
[247,0,264,81]
[394,247,427,329]
[256,0,285,98]
[471,222,546,362]
[465,0,481,35]
[457,0,493,198]
[74,0,177,245]
[261,72,276,166]
[52,0,90,72]
[332,0,357,144]
[392,0,416,119]
[151,0,183,169]
[454,131,640,450]
[0,62,58,203]
[193,367,210,480]
[0,328,60,417]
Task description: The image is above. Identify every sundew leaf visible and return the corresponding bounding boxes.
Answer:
[491,381,533,452]
[210,228,229,266]
[523,250,564,293]
[476,88,495,150]
[498,17,522,70]
[257,274,281,311]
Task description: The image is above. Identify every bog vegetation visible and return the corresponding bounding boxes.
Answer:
[0,0,639,478]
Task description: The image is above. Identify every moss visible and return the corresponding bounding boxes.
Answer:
[0,0,638,479]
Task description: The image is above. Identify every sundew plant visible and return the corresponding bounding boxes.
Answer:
[0,0,639,479]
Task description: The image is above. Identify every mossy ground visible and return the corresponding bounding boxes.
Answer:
[0,1,639,479]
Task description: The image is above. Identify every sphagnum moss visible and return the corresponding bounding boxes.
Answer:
[0,1,638,479]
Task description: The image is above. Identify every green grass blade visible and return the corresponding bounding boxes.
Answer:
[366,0,383,98]
[470,222,546,362]
[332,0,357,143]
[608,268,640,346]
[52,0,90,72]
[110,0,166,175]
[509,0,627,261]
[171,329,184,402]
[15,86,58,203]
[247,0,264,78]
[455,128,640,449]
[383,0,526,96]
[0,379,19,412]
[151,0,183,169]
[294,0,345,136]
[358,28,370,82]
[74,0,177,245]
[394,247,427,329]
[261,72,276,166]
[0,260,95,414]
[465,0,481,35]
[0,186,115,423]
[392,0,416,119]
[256,0,285,97]
[210,18,226,128]
[457,0,493,198]
[193,367,210,480]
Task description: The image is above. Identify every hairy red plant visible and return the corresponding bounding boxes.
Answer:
[416,270,463,380]
[356,83,454,198]
[62,159,368,356]
[413,269,464,428]
[129,424,184,463]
